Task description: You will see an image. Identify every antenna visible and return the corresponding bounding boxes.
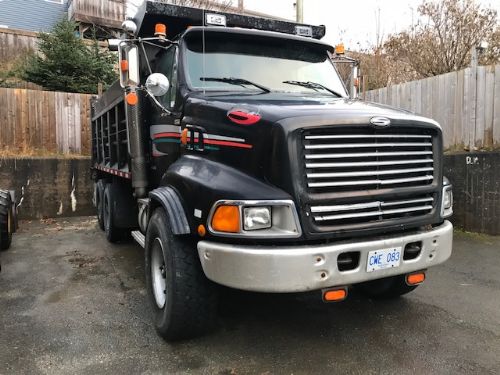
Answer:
[202,8,206,95]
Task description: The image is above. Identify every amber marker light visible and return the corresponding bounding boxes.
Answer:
[323,288,347,302]
[180,128,188,145]
[335,43,345,55]
[211,205,240,233]
[155,23,167,37]
[197,225,206,237]
[406,272,426,286]
[120,60,129,72]
[126,92,138,106]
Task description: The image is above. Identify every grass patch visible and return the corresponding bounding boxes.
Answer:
[453,228,497,244]
[0,148,89,159]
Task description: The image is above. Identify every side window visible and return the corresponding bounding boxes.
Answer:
[157,46,178,109]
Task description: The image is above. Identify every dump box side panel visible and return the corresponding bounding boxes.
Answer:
[91,82,131,177]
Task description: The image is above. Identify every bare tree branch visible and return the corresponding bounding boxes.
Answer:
[383,0,499,78]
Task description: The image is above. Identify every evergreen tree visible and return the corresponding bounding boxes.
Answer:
[21,20,116,94]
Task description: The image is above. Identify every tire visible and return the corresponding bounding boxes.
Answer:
[103,183,125,243]
[145,208,218,341]
[356,275,418,299]
[0,190,13,251]
[96,180,105,231]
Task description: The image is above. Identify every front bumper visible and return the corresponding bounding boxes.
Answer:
[197,221,453,292]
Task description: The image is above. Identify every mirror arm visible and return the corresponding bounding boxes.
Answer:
[139,87,172,116]
[141,40,177,51]
[139,41,153,75]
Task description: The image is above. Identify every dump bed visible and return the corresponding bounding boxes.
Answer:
[91,82,130,178]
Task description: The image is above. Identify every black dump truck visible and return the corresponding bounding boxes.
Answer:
[91,1,454,341]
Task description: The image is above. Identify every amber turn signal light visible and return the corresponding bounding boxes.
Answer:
[406,272,426,286]
[322,287,347,302]
[197,224,206,237]
[126,92,138,106]
[211,205,240,233]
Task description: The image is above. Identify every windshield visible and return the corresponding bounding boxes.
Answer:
[184,32,348,97]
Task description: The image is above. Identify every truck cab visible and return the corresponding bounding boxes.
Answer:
[91,1,453,341]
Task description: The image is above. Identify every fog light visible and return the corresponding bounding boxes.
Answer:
[243,207,271,231]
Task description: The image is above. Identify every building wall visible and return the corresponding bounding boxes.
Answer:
[0,0,68,32]
[444,152,500,235]
[0,157,94,220]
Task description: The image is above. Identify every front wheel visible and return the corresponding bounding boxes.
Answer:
[145,208,217,341]
[356,274,418,299]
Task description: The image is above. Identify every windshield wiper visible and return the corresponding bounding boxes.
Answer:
[282,80,343,97]
[200,77,271,93]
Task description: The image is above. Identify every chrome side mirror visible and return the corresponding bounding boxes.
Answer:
[145,73,170,97]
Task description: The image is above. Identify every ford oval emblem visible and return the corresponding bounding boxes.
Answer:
[370,117,391,127]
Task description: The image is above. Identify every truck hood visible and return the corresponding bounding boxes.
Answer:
[180,92,442,195]
[185,92,440,128]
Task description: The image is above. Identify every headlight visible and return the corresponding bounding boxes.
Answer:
[243,207,271,230]
[441,185,453,218]
[208,200,301,238]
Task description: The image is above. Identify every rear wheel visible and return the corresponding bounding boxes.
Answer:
[0,191,13,251]
[145,208,217,341]
[103,184,126,243]
[356,275,418,299]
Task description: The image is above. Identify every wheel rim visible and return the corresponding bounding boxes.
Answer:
[151,237,167,309]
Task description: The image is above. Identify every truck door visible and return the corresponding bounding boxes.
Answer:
[149,45,180,186]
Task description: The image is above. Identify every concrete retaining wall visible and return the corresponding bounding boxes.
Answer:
[444,152,500,235]
[0,154,498,235]
[0,157,94,220]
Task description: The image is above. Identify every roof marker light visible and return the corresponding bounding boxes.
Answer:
[155,23,167,38]
[335,43,345,55]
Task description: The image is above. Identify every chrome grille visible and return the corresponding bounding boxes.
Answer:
[311,195,434,224]
[303,128,435,192]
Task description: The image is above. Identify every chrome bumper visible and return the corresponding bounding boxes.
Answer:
[197,221,453,292]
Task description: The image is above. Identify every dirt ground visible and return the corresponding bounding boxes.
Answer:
[0,217,499,375]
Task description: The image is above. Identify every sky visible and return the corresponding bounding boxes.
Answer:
[235,0,500,51]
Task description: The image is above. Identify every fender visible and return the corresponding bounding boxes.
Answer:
[149,186,190,235]
[162,155,294,235]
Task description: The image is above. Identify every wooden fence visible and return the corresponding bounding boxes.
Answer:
[364,65,500,150]
[0,87,93,155]
[0,28,38,63]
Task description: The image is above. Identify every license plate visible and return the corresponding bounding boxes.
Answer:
[366,247,402,272]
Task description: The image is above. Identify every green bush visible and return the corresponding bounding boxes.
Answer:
[21,19,116,94]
